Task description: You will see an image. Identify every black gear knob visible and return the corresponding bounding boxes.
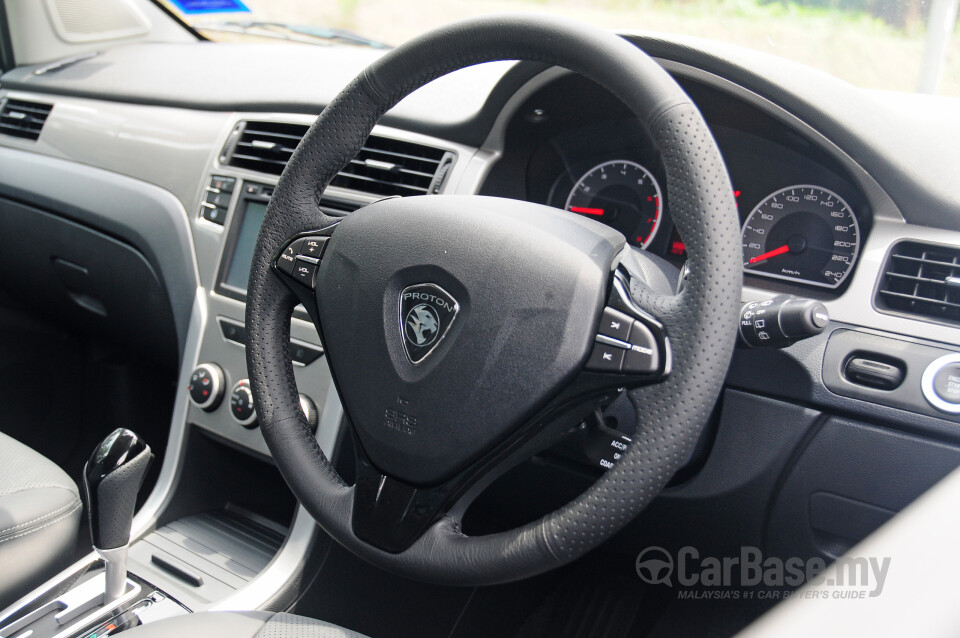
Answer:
[83,428,153,550]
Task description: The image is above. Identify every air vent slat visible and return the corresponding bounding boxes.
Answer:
[0,99,53,141]
[334,171,430,194]
[877,241,960,325]
[223,120,453,199]
[358,146,443,165]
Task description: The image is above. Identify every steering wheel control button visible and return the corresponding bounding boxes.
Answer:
[299,236,328,259]
[292,257,319,288]
[187,363,224,411]
[921,354,960,414]
[623,321,659,373]
[230,379,257,427]
[587,342,625,372]
[599,307,633,342]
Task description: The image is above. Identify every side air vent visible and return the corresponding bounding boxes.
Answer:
[223,121,308,175]
[0,99,54,141]
[329,135,451,197]
[222,121,454,197]
[877,240,960,324]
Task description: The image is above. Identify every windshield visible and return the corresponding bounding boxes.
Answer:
[157,0,959,96]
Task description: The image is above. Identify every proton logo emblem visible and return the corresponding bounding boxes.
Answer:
[399,284,459,364]
[405,304,440,346]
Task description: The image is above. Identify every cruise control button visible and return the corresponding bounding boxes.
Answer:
[599,307,633,342]
[299,236,328,258]
[586,343,624,372]
[623,321,659,374]
[293,258,318,288]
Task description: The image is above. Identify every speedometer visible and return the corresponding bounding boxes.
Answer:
[741,185,859,289]
[565,160,663,249]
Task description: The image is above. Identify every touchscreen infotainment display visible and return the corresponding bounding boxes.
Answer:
[222,200,268,293]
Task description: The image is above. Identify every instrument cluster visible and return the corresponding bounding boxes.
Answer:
[487,73,872,294]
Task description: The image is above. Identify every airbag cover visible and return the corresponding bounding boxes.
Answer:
[314,195,623,485]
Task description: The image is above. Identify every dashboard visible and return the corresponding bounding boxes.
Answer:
[3,31,960,588]
[1,34,959,462]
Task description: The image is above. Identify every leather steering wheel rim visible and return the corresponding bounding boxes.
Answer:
[246,14,742,586]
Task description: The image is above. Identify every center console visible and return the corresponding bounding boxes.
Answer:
[186,175,340,458]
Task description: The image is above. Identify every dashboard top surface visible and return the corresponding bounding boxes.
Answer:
[1,34,958,236]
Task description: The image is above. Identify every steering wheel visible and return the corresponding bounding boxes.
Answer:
[245,14,741,586]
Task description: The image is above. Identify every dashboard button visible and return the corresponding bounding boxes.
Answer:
[587,342,624,372]
[933,364,960,404]
[623,321,659,374]
[200,203,226,225]
[289,341,324,366]
[921,354,960,414]
[599,307,633,342]
[210,176,235,193]
[205,190,230,208]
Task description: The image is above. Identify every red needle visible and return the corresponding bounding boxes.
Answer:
[569,206,605,217]
[749,244,790,264]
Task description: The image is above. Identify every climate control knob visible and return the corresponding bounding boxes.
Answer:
[188,364,224,411]
[230,379,257,428]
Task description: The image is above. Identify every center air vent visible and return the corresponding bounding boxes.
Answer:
[0,99,53,141]
[877,240,960,324]
[222,121,454,198]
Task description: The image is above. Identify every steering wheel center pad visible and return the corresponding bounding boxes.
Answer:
[317,195,624,486]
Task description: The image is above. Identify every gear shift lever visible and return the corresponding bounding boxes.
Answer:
[83,428,153,602]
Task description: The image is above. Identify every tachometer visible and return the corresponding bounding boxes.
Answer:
[565,160,663,248]
[742,185,859,289]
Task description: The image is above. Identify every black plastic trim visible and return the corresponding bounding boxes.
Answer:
[0,0,15,72]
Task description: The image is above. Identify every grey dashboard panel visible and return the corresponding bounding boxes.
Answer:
[0,42,517,145]
[2,35,957,232]
[0,145,198,353]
